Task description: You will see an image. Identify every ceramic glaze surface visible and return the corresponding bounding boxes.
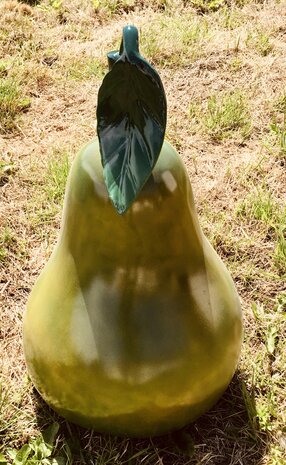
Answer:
[23,139,243,437]
[97,25,167,214]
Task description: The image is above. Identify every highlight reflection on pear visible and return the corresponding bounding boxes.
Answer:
[23,26,242,437]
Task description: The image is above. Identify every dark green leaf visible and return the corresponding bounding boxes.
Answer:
[42,422,59,448]
[97,25,167,214]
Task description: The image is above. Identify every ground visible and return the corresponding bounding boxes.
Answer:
[0,0,286,464]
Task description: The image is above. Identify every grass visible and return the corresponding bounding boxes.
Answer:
[268,117,286,162]
[0,78,31,132]
[1,422,69,465]
[236,185,286,276]
[0,228,13,262]
[189,91,251,141]
[44,152,70,205]
[141,12,209,67]
[65,57,105,81]
[264,92,286,163]
[190,0,226,14]
[91,0,137,15]
[204,91,251,140]
[237,186,278,223]
[1,0,286,464]
[246,30,274,57]
[27,150,71,242]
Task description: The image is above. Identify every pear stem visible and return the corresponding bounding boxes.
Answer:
[120,25,139,57]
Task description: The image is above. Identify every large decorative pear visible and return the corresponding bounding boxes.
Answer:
[23,26,242,437]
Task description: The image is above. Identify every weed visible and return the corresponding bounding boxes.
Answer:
[0,9,34,56]
[44,152,70,205]
[0,161,17,186]
[190,91,251,141]
[2,423,66,465]
[0,60,12,78]
[0,78,30,133]
[241,379,259,434]
[229,57,242,71]
[28,151,70,232]
[205,92,251,140]
[247,295,286,433]
[236,185,286,276]
[92,0,170,15]
[219,5,245,30]
[274,227,286,275]
[91,0,136,15]
[236,187,277,223]
[66,57,105,81]
[269,117,286,161]
[48,0,64,9]
[190,0,226,14]
[246,31,273,56]
[141,13,208,67]
[0,228,14,263]
[273,92,286,114]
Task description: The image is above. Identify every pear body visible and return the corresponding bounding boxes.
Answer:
[23,140,242,437]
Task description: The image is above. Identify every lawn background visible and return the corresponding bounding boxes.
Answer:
[1,0,286,464]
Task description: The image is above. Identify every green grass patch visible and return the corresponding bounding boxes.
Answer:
[268,117,286,161]
[190,91,251,141]
[0,12,34,57]
[0,59,13,78]
[66,57,105,80]
[246,30,274,57]
[141,13,209,67]
[236,187,278,223]
[190,0,226,13]
[91,0,168,16]
[0,225,29,265]
[0,161,18,186]
[273,92,286,114]
[203,92,251,140]
[0,78,30,133]
[44,152,71,205]
[217,5,246,30]
[246,295,286,433]
[264,92,286,162]
[236,186,285,226]
[28,150,70,233]
[236,185,286,276]
[91,0,136,15]
[0,228,13,263]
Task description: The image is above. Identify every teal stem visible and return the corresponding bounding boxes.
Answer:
[120,25,139,57]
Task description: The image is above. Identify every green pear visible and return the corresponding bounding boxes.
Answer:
[23,138,242,437]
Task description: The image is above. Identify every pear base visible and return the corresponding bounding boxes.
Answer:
[53,388,226,437]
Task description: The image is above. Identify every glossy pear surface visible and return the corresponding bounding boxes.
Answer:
[23,140,242,437]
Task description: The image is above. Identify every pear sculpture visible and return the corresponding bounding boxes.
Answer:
[23,26,243,437]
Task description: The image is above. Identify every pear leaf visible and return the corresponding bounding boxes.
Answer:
[97,25,167,214]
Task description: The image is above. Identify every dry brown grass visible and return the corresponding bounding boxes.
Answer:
[1,0,286,464]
